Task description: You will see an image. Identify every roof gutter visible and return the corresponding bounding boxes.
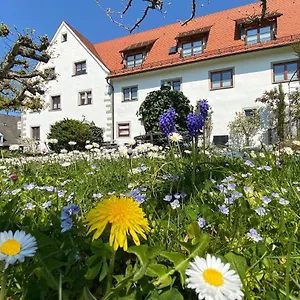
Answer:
[106,77,115,143]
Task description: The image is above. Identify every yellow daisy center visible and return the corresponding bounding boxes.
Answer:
[203,268,224,286]
[1,239,21,256]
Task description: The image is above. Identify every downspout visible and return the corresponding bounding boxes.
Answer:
[106,77,115,143]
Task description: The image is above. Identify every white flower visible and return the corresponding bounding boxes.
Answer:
[68,141,77,146]
[9,144,19,151]
[292,140,300,146]
[283,147,294,155]
[61,162,71,167]
[169,132,183,142]
[0,230,37,268]
[170,199,180,209]
[186,254,243,300]
[60,149,68,154]
[92,142,99,148]
[85,144,93,150]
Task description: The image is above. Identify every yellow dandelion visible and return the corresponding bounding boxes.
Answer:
[85,195,150,251]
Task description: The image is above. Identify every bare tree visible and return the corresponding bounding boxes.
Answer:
[96,0,268,33]
[0,23,53,112]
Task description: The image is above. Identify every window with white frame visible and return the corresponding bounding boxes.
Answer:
[79,91,92,105]
[118,123,130,137]
[122,86,138,101]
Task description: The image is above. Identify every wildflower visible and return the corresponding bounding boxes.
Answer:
[283,147,294,155]
[159,108,176,136]
[247,228,263,242]
[57,190,65,197]
[9,145,19,151]
[93,193,103,199]
[244,186,252,193]
[279,198,289,205]
[227,183,236,191]
[232,192,243,199]
[60,149,68,154]
[224,197,234,205]
[170,200,180,209]
[255,207,267,216]
[264,166,272,171]
[85,195,150,251]
[259,153,266,158]
[92,142,99,148]
[297,186,300,192]
[68,141,77,146]
[197,217,206,228]
[280,187,287,193]
[198,99,209,119]
[250,151,257,158]
[25,203,36,210]
[0,230,37,269]
[262,196,271,204]
[169,132,183,142]
[85,144,93,150]
[218,205,229,215]
[9,174,18,181]
[174,193,181,199]
[292,140,300,146]
[61,162,71,167]
[41,201,52,208]
[127,189,147,204]
[245,160,255,167]
[185,254,243,300]
[61,218,73,233]
[272,192,279,198]
[186,113,204,137]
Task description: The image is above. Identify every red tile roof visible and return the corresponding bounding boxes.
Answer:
[71,0,300,78]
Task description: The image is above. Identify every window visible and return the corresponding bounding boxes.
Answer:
[17,121,21,130]
[210,69,233,89]
[61,33,67,43]
[51,95,61,110]
[213,135,228,146]
[244,108,257,117]
[246,25,272,45]
[162,79,181,91]
[273,61,299,83]
[182,40,203,57]
[45,67,56,80]
[79,91,92,105]
[123,86,138,101]
[75,61,86,75]
[125,53,143,68]
[118,123,130,137]
[32,126,40,140]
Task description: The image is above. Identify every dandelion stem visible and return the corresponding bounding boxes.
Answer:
[0,267,8,300]
[105,250,116,297]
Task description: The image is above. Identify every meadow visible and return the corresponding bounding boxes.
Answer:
[0,140,299,299]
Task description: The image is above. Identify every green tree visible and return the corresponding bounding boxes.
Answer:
[0,23,52,111]
[137,84,192,133]
[48,119,94,152]
[228,110,261,147]
[256,83,286,142]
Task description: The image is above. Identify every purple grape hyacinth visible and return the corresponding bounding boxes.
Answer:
[159,108,176,136]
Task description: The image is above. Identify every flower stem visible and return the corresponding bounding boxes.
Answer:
[105,250,116,297]
[0,267,8,300]
[192,139,196,188]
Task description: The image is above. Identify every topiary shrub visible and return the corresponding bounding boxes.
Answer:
[48,119,94,152]
[137,85,192,133]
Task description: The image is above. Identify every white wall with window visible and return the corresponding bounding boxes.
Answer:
[112,46,299,143]
[23,22,109,141]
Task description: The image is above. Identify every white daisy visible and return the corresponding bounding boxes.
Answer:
[169,132,183,142]
[186,254,243,300]
[0,230,37,269]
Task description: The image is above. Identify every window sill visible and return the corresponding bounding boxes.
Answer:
[78,103,92,106]
[122,99,138,103]
[210,86,234,91]
[118,135,130,138]
[272,79,299,84]
[49,109,62,112]
[72,72,87,77]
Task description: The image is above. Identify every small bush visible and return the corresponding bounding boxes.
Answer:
[48,119,97,152]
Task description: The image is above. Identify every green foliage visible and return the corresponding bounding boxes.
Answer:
[137,86,192,133]
[47,119,104,152]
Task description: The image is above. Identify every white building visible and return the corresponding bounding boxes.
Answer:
[23,0,300,145]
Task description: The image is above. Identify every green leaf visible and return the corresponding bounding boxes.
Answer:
[82,287,97,300]
[127,244,149,266]
[146,264,168,278]
[85,261,103,280]
[187,221,201,239]
[225,252,247,280]
[159,288,184,300]
[99,259,108,281]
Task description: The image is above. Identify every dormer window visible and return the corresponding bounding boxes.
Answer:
[246,25,272,45]
[126,53,143,68]
[176,26,211,58]
[121,39,156,69]
[236,11,282,45]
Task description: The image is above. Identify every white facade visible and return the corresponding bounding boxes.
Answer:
[111,46,299,144]
[23,22,111,142]
[23,22,300,145]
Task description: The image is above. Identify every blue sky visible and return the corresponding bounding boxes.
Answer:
[1,0,256,43]
[1,0,256,116]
